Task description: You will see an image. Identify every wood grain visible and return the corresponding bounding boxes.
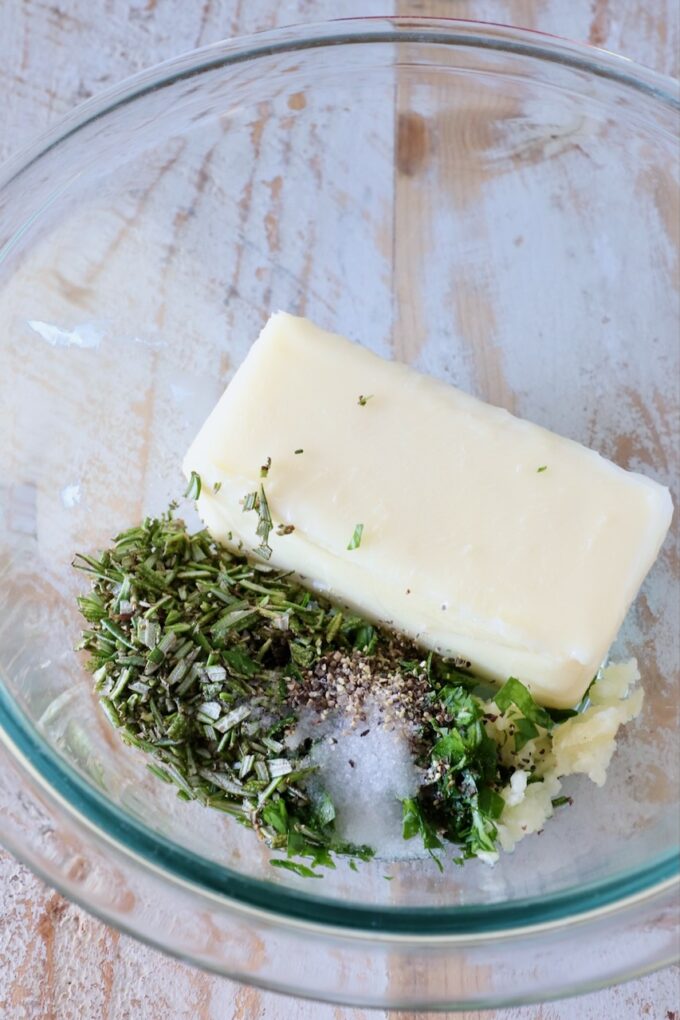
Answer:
[0,2,678,1019]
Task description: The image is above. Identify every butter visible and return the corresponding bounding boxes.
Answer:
[183,313,673,708]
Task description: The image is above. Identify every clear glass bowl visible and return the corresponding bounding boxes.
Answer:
[0,17,678,1010]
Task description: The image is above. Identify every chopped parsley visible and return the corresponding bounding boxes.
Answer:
[494,676,554,732]
[271,859,323,879]
[537,465,548,473]
[406,680,502,861]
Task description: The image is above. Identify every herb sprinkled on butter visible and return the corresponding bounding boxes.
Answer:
[184,471,202,501]
[242,491,258,512]
[240,486,274,559]
[537,465,548,473]
[347,523,364,550]
[254,485,273,560]
[357,394,373,406]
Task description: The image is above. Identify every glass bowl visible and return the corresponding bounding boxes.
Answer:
[0,17,678,1011]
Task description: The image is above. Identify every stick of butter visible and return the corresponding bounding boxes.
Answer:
[183,313,673,708]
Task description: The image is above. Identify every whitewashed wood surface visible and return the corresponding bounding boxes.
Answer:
[0,2,679,1018]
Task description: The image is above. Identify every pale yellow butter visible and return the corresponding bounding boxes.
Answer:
[183,313,673,708]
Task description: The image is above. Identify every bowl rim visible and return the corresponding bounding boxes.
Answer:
[0,15,678,940]
[2,732,679,1012]
[0,14,678,199]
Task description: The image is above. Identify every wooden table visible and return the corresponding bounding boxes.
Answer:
[1,2,678,1017]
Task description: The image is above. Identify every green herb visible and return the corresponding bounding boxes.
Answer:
[184,471,202,500]
[347,523,364,551]
[260,457,271,478]
[241,485,274,560]
[477,786,505,820]
[513,716,539,752]
[74,503,583,875]
[271,859,322,879]
[353,623,377,653]
[537,465,548,473]
[315,792,336,827]
[73,508,385,875]
[551,795,573,808]
[402,797,443,851]
[547,676,597,724]
[546,706,578,723]
[213,481,222,493]
[405,682,504,860]
[242,491,258,512]
[357,394,373,406]
[494,677,554,732]
[294,449,304,455]
[255,485,273,559]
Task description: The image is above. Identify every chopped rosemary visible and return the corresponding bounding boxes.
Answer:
[241,486,274,560]
[537,465,548,473]
[347,523,364,551]
[184,471,202,500]
[294,448,304,455]
[242,491,258,512]
[254,484,273,559]
[73,508,391,873]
